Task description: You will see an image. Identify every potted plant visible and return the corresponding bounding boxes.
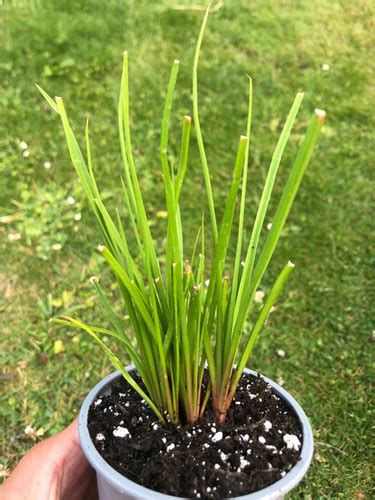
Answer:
[38,7,324,499]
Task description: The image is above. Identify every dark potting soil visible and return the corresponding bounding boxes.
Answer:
[88,372,303,499]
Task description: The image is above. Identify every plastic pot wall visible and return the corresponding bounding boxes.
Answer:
[79,365,313,500]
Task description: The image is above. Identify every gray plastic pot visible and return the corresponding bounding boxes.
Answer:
[79,365,313,500]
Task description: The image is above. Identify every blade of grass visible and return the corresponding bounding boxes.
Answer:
[222,93,305,386]
[98,245,156,337]
[203,136,247,380]
[175,115,192,202]
[223,76,253,362]
[234,109,326,340]
[160,60,181,301]
[35,84,59,113]
[193,4,218,242]
[53,316,165,422]
[233,92,304,331]
[121,52,168,313]
[226,261,296,407]
[204,136,248,314]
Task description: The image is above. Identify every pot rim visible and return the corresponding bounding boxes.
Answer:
[79,365,313,499]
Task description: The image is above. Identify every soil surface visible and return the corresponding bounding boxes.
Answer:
[88,372,303,498]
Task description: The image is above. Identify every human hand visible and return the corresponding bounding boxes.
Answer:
[0,419,98,500]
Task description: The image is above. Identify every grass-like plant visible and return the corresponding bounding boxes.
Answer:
[39,7,324,425]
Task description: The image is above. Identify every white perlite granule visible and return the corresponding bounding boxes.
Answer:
[96,433,105,441]
[264,420,273,432]
[258,436,266,444]
[211,431,223,443]
[113,426,130,438]
[283,434,301,451]
[266,445,277,451]
[238,457,250,470]
[166,443,175,452]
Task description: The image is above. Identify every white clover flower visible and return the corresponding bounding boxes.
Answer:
[22,150,30,158]
[321,63,330,71]
[315,109,326,122]
[24,425,42,441]
[254,290,265,303]
[67,196,75,205]
[73,213,82,221]
[43,161,52,170]
[52,243,62,251]
[19,141,28,150]
[8,232,21,241]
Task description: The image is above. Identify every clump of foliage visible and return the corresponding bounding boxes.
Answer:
[39,8,324,425]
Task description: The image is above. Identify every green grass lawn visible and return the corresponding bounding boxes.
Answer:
[1,0,374,497]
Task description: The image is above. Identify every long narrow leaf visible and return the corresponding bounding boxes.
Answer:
[193,4,218,242]
[53,316,165,422]
[233,109,325,339]
[229,261,295,400]
[233,92,304,330]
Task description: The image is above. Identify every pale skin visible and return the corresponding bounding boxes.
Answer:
[0,420,97,500]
